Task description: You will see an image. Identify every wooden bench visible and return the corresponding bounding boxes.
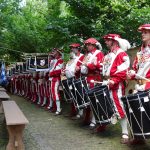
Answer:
[0,87,6,92]
[2,101,29,150]
[0,91,10,114]
[0,91,10,100]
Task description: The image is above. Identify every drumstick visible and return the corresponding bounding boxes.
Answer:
[90,80,103,84]
[136,74,150,82]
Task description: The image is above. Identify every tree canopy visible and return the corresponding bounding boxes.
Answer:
[0,0,150,62]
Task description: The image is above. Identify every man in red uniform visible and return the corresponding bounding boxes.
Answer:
[129,24,150,90]
[49,48,64,115]
[81,38,104,127]
[10,73,15,94]
[103,34,130,144]
[31,71,39,103]
[128,24,150,144]
[62,43,84,118]
[45,53,54,110]
[68,43,84,79]
[24,74,28,97]
[38,71,45,106]
[44,71,51,109]
[27,72,32,100]
[21,74,25,96]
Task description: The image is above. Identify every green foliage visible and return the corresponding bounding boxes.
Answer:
[64,0,150,44]
[125,7,150,45]
[0,0,150,62]
[0,0,50,61]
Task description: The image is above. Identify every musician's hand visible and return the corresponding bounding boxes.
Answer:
[127,70,135,79]
[83,63,87,67]
[108,80,115,86]
[75,66,80,72]
[102,80,109,85]
[88,57,96,66]
[93,58,97,66]
[61,71,65,76]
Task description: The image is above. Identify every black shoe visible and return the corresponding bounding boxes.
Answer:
[128,139,145,145]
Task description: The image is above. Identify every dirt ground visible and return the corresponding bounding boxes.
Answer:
[0,94,150,150]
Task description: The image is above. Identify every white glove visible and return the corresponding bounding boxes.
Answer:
[102,80,109,85]
[96,42,102,50]
[135,84,145,91]
[81,65,88,74]
[128,70,136,76]
[127,70,136,79]
[108,80,115,85]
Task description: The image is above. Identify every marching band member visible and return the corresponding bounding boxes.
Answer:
[49,48,64,115]
[44,71,51,109]
[129,24,150,91]
[10,73,15,94]
[14,74,19,95]
[81,38,104,128]
[31,71,39,104]
[103,34,130,144]
[15,64,21,95]
[128,24,150,144]
[30,73,34,101]
[37,71,45,106]
[42,72,47,107]
[30,72,35,102]
[26,73,32,100]
[62,43,84,118]
[45,53,54,110]
[41,71,49,107]
[68,43,84,79]
[21,74,25,96]
[24,74,29,98]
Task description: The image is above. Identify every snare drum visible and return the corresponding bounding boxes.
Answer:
[121,90,150,139]
[72,77,90,109]
[87,85,114,125]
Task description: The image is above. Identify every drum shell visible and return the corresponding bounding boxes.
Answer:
[122,90,150,139]
[87,85,114,125]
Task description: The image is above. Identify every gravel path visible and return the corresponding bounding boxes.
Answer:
[1,94,150,150]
